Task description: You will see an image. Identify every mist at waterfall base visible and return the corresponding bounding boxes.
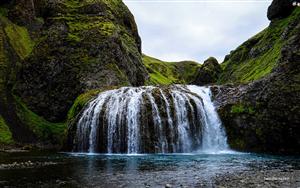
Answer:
[74,85,230,154]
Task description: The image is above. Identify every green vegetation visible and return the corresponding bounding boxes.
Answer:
[0,7,8,17]
[0,115,14,144]
[67,33,81,42]
[1,17,34,59]
[14,96,67,144]
[67,89,101,120]
[144,55,178,85]
[105,63,131,86]
[68,21,116,36]
[174,61,202,83]
[231,104,255,115]
[143,55,200,85]
[67,86,120,120]
[219,9,300,84]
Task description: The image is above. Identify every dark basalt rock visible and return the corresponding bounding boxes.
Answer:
[192,57,222,86]
[267,0,295,21]
[0,0,12,6]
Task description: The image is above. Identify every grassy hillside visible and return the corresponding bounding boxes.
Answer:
[219,8,300,84]
[143,55,201,85]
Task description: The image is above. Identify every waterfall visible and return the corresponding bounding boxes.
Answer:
[74,85,228,154]
[187,86,229,152]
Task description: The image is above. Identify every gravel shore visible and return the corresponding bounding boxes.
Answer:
[214,169,300,188]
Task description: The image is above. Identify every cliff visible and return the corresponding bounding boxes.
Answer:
[0,0,149,148]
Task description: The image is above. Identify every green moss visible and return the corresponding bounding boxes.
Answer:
[120,31,140,57]
[106,63,130,86]
[174,61,201,83]
[14,96,67,144]
[0,115,14,144]
[67,33,81,42]
[67,86,120,120]
[68,21,116,36]
[231,104,255,114]
[143,55,200,85]
[0,7,8,17]
[143,55,179,85]
[67,89,101,120]
[2,17,34,59]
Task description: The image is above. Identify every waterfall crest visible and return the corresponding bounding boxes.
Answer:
[74,85,228,154]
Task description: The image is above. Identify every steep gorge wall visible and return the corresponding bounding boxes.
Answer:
[0,0,149,147]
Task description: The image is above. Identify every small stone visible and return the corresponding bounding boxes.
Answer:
[165,183,172,188]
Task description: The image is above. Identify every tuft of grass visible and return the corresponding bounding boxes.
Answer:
[67,33,81,42]
[0,115,14,144]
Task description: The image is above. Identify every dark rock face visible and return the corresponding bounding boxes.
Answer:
[267,0,295,20]
[213,21,300,154]
[8,0,36,26]
[0,0,12,6]
[14,0,149,122]
[193,57,221,86]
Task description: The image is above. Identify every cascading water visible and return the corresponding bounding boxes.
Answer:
[187,85,229,153]
[73,85,229,154]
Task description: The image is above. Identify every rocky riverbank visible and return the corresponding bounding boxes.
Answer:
[214,169,300,188]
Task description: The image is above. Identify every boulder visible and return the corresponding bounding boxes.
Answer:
[192,57,222,86]
[267,0,295,20]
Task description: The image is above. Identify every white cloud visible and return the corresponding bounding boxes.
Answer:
[124,0,271,63]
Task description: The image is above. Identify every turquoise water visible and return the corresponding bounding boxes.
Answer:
[0,151,299,187]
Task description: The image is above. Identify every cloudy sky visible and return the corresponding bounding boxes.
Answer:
[123,0,272,63]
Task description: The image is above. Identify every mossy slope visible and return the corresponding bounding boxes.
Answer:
[143,55,200,85]
[219,9,300,84]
